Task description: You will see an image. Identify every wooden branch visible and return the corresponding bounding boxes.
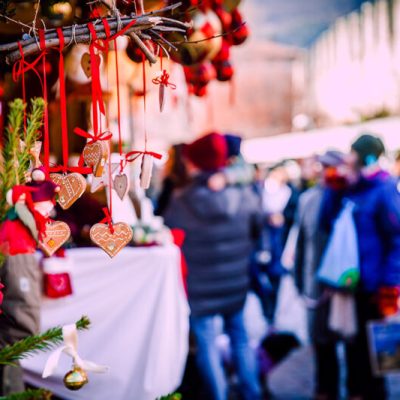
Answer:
[2,2,190,64]
[128,31,157,64]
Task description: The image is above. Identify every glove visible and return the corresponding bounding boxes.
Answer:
[377,286,400,317]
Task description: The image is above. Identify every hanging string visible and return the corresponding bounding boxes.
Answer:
[142,54,147,152]
[18,42,26,134]
[39,29,50,174]
[56,28,68,172]
[13,41,45,136]
[46,29,91,175]
[99,207,114,234]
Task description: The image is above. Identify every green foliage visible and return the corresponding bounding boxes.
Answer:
[0,98,44,222]
[0,316,90,365]
[0,388,52,400]
[158,393,182,400]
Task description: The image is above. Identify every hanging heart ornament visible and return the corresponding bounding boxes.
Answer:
[83,141,109,177]
[50,173,87,210]
[113,173,129,200]
[39,221,71,257]
[90,222,133,258]
[81,52,102,79]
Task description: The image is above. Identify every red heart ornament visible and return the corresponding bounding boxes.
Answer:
[90,222,133,258]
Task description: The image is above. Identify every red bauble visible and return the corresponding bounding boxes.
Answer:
[229,9,249,45]
[212,40,231,63]
[214,60,234,81]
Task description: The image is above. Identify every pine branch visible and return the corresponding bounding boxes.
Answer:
[16,97,44,185]
[0,388,52,400]
[0,98,25,220]
[158,394,182,400]
[0,316,90,365]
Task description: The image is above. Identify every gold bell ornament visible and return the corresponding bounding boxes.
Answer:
[63,365,89,390]
[42,324,108,391]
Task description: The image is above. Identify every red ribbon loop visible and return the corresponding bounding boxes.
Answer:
[100,207,114,234]
[74,127,113,144]
[125,150,163,163]
[152,70,177,89]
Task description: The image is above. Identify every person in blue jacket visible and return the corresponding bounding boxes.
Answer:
[318,134,400,400]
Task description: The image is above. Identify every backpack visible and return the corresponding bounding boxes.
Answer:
[317,200,360,290]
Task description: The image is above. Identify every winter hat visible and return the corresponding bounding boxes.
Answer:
[351,134,385,166]
[224,134,242,158]
[184,132,228,172]
[28,180,59,203]
[318,150,346,167]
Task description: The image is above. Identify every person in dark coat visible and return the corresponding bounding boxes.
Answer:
[316,134,400,400]
[164,132,262,400]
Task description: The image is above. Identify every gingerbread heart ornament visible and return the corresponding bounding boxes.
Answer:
[90,222,133,258]
[83,141,109,177]
[81,52,102,78]
[50,173,87,210]
[39,221,71,257]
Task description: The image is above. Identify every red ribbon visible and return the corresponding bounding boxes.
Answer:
[74,127,112,144]
[125,150,162,161]
[100,207,114,234]
[87,23,105,136]
[152,70,177,89]
[57,28,69,173]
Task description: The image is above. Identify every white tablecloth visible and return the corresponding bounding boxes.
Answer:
[22,245,190,400]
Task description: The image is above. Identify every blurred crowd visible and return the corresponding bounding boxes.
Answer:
[156,131,400,400]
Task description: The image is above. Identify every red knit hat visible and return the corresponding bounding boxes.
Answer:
[184,132,228,172]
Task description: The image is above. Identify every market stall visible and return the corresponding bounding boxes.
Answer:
[21,245,189,400]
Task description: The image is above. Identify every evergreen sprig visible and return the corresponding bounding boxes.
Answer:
[0,316,90,365]
[0,98,44,221]
[0,388,52,400]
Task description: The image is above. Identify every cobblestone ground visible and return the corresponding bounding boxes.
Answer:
[243,275,400,400]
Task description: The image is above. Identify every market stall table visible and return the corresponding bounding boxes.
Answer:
[22,245,190,400]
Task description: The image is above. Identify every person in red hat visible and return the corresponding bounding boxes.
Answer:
[165,132,262,400]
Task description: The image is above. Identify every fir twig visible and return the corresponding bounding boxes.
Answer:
[16,97,44,185]
[0,316,90,365]
[0,98,25,219]
[0,388,52,400]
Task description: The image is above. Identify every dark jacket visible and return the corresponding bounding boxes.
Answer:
[164,175,261,316]
[320,171,400,292]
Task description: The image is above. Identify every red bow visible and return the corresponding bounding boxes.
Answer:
[152,70,177,89]
[74,127,113,144]
[100,207,114,234]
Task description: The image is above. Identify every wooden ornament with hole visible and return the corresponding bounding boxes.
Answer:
[83,141,109,177]
[140,154,154,189]
[50,173,87,210]
[90,222,133,258]
[80,52,101,78]
[39,221,71,257]
[113,173,129,200]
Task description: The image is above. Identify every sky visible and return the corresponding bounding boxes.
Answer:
[244,0,368,47]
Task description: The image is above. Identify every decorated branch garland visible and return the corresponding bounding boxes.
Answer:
[0,2,190,64]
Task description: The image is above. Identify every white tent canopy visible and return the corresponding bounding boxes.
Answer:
[242,117,400,164]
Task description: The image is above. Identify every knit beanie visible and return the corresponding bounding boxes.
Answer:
[351,134,385,166]
[184,132,228,172]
